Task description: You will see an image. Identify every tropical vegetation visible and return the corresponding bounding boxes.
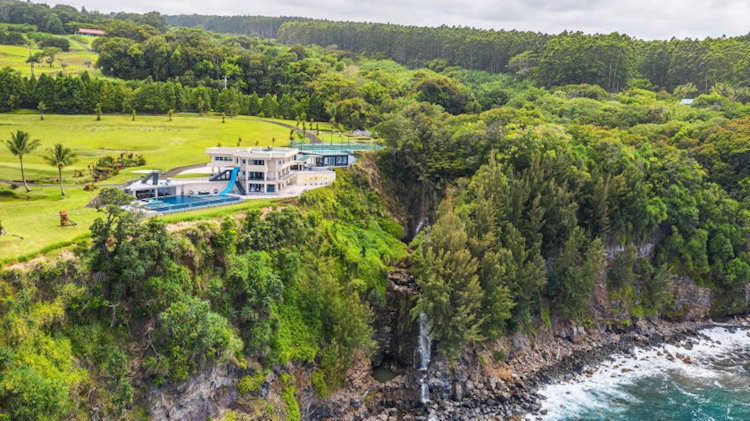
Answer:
[1,0,750,419]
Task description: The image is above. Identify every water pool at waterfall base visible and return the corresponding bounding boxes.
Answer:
[528,326,750,421]
[372,366,398,383]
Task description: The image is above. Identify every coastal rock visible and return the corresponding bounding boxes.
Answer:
[666,276,712,321]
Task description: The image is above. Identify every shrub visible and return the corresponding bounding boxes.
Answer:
[237,371,265,396]
[492,349,508,362]
[310,369,330,398]
[0,31,26,45]
[151,296,243,381]
[281,373,301,421]
[38,37,70,52]
[541,309,552,327]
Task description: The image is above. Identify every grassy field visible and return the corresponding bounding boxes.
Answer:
[0,112,309,262]
[0,112,294,183]
[0,185,98,262]
[0,40,101,77]
[0,182,286,264]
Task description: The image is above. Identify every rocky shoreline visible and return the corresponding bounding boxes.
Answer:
[142,267,749,421]
[306,267,748,421]
[363,316,749,421]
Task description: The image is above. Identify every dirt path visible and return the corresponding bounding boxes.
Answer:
[69,38,94,52]
[252,118,323,144]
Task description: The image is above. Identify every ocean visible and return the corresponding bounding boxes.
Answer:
[530,327,750,421]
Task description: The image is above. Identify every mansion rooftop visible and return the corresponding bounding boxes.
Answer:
[205,146,298,158]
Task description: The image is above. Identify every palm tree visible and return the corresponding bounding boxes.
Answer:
[38,101,46,120]
[43,144,77,196]
[4,130,40,192]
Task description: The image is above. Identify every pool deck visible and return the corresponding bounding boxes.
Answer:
[135,185,326,214]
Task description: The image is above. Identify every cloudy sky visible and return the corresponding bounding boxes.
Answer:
[39,0,750,40]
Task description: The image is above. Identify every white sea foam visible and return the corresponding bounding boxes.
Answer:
[528,327,750,420]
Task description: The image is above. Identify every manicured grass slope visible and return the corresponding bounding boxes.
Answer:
[0,41,101,77]
[0,182,284,263]
[0,185,96,261]
[0,113,293,183]
[0,113,300,262]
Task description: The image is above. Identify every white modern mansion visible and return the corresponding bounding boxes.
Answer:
[125,146,352,199]
[206,146,298,194]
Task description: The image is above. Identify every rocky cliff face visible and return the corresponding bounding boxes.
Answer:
[372,268,419,369]
[665,275,712,321]
[148,364,238,421]
[144,250,735,421]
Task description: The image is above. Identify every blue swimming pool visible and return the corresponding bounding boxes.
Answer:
[143,195,240,213]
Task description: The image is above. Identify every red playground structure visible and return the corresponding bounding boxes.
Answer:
[59,211,77,227]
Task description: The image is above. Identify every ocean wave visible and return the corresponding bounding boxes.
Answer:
[529,327,750,421]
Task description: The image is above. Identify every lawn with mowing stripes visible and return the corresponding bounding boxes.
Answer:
[0,112,294,184]
[0,112,312,262]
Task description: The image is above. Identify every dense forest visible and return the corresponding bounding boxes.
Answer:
[383,101,750,353]
[2,1,750,419]
[165,15,304,39]
[276,21,750,93]
[160,13,750,93]
[0,0,167,33]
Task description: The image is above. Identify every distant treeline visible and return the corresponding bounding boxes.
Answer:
[275,21,750,92]
[149,14,750,93]
[0,0,167,34]
[5,0,750,92]
[280,22,547,73]
[0,69,321,121]
[165,14,305,39]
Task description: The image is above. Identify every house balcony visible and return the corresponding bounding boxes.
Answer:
[265,172,294,182]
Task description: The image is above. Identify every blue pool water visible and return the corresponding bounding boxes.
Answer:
[531,327,750,421]
[143,195,240,213]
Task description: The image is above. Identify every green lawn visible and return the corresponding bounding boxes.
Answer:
[0,43,101,77]
[0,112,312,262]
[68,35,96,49]
[0,113,294,184]
[0,183,286,264]
[0,185,98,262]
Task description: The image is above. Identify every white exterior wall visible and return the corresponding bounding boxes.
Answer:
[175,181,230,196]
[206,147,299,193]
[294,171,336,187]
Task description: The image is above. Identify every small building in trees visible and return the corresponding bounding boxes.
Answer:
[76,28,106,36]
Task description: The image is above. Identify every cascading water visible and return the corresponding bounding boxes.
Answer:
[415,312,431,404]
[414,217,427,237]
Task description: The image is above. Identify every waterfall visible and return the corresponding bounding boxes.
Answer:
[414,217,427,237]
[415,312,431,404]
[417,312,431,371]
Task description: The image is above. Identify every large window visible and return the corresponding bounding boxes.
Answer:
[252,159,265,166]
[214,156,232,162]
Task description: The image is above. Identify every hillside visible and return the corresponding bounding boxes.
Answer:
[0,1,750,420]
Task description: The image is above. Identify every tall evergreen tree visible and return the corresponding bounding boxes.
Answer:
[412,195,484,355]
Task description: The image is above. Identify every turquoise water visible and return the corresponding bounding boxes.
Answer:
[144,195,239,213]
[533,327,750,421]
